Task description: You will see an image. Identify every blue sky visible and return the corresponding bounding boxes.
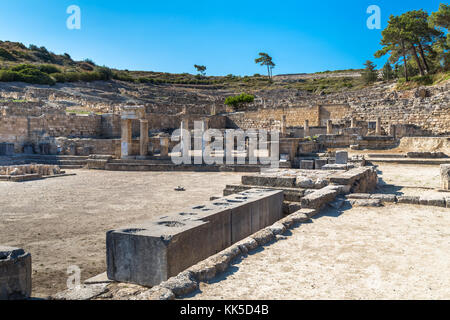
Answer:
[0,0,444,75]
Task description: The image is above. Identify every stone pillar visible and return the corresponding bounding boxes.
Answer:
[327,120,333,135]
[121,119,132,158]
[139,120,149,157]
[389,124,396,138]
[0,246,31,300]
[351,117,356,128]
[211,105,216,116]
[281,115,287,136]
[181,119,189,156]
[304,120,310,138]
[160,137,169,157]
[441,164,450,190]
[376,117,382,135]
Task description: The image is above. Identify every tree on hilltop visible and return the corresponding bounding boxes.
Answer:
[255,53,275,79]
[194,65,207,76]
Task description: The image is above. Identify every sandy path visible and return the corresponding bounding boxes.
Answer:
[186,204,450,300]
[0,170,243,298]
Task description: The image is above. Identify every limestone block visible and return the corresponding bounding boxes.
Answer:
[300,160,314,170]
[0,246,32,300]
[301,186,339,209]
[106,189,283,287]
[440,164,450,190]
[397,196,420,205]
[314,159,327,169]
[419,195,446,207]
[335,151,348,164]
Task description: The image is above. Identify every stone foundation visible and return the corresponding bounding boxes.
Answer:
[0,246,32,300]
[106,189,283,286]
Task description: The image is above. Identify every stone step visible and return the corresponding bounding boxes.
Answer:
[366,153,407,158]
[59,165,85,169]
[224,184,306,202]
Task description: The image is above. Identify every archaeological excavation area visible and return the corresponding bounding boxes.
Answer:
[0,80,449,300]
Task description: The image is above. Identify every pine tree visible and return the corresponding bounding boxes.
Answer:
[363,60,378,84]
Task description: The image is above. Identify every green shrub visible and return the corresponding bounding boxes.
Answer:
[410,75,433,85]
[224,93,255,110]
[0,68,55,85]
[38,64,61,74]
[0,48,16,61]
[94,66,113,80]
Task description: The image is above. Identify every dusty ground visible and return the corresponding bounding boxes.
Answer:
[0,170,244,298]
[186,203,450,300]
[375,163,444,196]
[184,163,450,300]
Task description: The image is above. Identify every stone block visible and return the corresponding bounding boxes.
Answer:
[419,195,446,207]
[370,194,397,202]
[300,160,314,170]
[335,151,348,164]
[301,186,339,209]
[314,159,327,169]
[106,189,283,287]
[440,164,450,190]
[397,195,420,205]
[0,246,32,300]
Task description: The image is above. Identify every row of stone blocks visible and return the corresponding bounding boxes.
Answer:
[0,246,31,300]
[106,189,284,287]
[0,164,61,176]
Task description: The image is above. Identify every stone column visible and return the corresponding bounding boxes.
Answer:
[139,120,149,157]
[281,115,287,136]
[327,120,333,135]
[121,119,132,158]
[351,117,356,128]
[211,105,216,116]
[181,119,189,156]
[376,117,382,135]
[160,137,169,157]
[304,120,310,138]
[389,124,396,138]
[440,164,450,190]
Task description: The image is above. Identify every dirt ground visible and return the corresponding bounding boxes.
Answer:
[186,203,450,300]
[0,170,244,298]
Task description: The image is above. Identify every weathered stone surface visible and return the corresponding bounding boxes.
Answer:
[314,159,328,169]
[295,177,314,188]
[159,271,198,297]
[133,286,175,300]
[349,199,382,207]
[335,151,348,164]
[241,175,295,188]
[300,160,314,170]
[441,164,450,190]
[235,237,259,253]
[419,195,446,207]
[346,193,371,199]
[0,246,31,300]
[84,272,114,285]
[397,195,420,205]
[251,228,275,246]
[370,194,397,202]
[301,186,339,209]
[268,222,286,235]
[52,283,109,300]
[188,260,217,282]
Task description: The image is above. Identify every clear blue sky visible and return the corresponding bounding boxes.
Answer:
[0,0,443,75]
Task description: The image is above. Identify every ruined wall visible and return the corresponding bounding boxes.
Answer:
[226,106,320,130]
